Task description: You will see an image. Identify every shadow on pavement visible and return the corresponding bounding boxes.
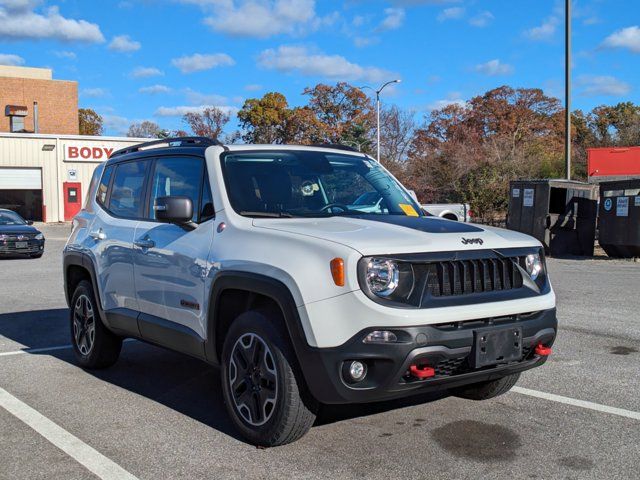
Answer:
[0,308,450,443]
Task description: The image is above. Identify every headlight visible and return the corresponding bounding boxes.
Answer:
[35,233,44,240]
[525,253,543,280]
[366,258,399,296]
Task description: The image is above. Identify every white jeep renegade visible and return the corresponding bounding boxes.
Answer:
[64,137,557,446]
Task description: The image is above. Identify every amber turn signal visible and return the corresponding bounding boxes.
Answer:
[330,258,345,286]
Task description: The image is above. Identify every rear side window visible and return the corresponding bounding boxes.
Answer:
[96,165,114,207]
[148,156,205,222]
[109,160,149,218]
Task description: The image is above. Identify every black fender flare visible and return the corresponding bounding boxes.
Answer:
[63,251,108,326]
[205,271,310,365]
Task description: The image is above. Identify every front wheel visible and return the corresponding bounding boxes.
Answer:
[221,311,317,447]
[70,280,122,369]
[450,372,521,400]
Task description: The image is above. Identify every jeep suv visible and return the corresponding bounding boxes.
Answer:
[63,137,557,446]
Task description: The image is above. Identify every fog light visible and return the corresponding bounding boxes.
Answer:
[363,330,397,343]
[347,360,367,382]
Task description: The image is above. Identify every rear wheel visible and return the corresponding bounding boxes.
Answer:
[70,280,122,369]
[450,373,520,400]
[221,311,317,446]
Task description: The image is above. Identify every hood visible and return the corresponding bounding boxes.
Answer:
[0,224,39,235]
[252,215,540,255]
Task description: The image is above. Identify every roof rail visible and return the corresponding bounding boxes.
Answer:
[310,143,360,152]
[110,136,223,158]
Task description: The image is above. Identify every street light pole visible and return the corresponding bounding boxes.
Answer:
[361,79,401,162]
[565,0,571,180]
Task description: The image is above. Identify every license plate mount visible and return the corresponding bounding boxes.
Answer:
[15,241,28,249]
[472,326,522,368]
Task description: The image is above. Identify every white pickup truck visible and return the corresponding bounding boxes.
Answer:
[422,203,472,222]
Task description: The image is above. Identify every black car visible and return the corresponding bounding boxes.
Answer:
[0,209,45,258]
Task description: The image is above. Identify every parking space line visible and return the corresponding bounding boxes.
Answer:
[512,386,640,421]
[0,339,136,358]
[0,386,139,480]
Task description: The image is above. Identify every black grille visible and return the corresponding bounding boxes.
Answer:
[433,357,467,376]
[425,257,524,298]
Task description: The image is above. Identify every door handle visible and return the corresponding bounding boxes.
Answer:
[134,238,155,249]
[89,229,106,241]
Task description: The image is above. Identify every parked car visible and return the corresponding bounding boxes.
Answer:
[0,209,45,258]
[63,138,557,446]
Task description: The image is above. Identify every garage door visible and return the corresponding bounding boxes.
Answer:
[0,168,42,189]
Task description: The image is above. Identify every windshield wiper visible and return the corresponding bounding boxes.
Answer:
[239,211,294,218]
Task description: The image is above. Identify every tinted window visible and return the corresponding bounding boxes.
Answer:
[0,210,26,225]
[109,161,149,218]
[96,165,113,207]
[148,157,204,221]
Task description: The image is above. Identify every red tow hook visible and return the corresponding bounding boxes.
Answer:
[535,343,552,356]
[409,364,435,379]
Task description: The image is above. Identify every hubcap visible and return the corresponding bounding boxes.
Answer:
[73,294,95,356]
[228,333,278,426]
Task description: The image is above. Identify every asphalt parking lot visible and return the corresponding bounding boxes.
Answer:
[1,224,639,480]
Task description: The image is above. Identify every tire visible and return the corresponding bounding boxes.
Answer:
[70,280,122,369]
[221,310,317,447]
[450,373,521,400]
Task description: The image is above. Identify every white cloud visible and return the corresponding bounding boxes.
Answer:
[108,34,140,53]
[577,75,631,97]
[377,8,405,31]
[474,59,513,76]
[101,113,130,136]
[427,92,466,110]
[130,66,163,78]
[171,53,235,73]
[154,105,238,117]
[437,7,464,22]
[139,84,171,94]
[525,15,559,41]
[354,36,379,48]
[81,87,107,98]
[184,88,229,105]
[257,45,396,83]
[0,53,25,65]
[186,0,317,38]
[602,26,640,53]
[469,11,493,27]
[244,84,263,92]
[53,50,76,59]
[0,2,104,43]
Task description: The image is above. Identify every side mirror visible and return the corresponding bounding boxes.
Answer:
[26,220,34,225]
[154,196,193,225]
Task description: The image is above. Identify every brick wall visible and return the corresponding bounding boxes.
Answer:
[0,77,78,135]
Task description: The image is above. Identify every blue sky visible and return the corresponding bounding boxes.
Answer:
[1,0,639,136]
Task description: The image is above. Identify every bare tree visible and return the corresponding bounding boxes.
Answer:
[380,105,418,168]
[182,107,230,140]
[127,120,163,138]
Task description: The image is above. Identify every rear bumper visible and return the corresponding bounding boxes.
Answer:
[297,308,557,404]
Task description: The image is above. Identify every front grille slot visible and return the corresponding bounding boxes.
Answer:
[424,256,524,299]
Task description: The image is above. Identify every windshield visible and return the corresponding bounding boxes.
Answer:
[221,150,423,218]
[0,210,26,225]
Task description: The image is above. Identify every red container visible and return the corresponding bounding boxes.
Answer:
[588,147,640,179]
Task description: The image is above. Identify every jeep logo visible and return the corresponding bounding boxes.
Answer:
[461,237,483,245]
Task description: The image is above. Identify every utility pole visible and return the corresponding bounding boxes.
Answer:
[565,0,572,180]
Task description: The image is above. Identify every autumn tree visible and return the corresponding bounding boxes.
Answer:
[127,120,164,138]
[182,107,230,140]
[78,108,103,136]
[238,92,293,144]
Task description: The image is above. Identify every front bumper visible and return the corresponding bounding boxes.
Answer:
[0,239,45,256]
[297,308,557,404]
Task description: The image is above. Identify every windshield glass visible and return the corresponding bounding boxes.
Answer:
[221,150,423,218]
[0,210,26,225]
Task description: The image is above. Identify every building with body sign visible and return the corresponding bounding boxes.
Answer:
[0,133,145,222]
